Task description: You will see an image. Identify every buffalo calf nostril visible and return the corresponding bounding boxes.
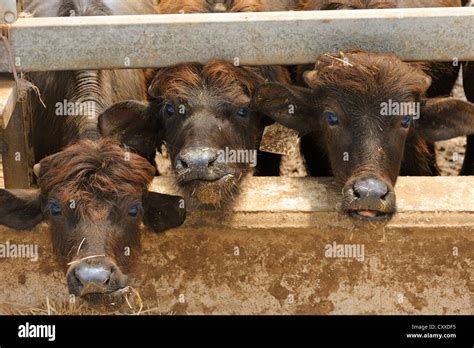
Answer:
[176,147,219,171]
[353,178,389,200]
[208,157,217,168]
[176,158,188,170]
[75,265,111,286]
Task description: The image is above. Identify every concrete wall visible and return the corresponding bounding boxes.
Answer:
[0,177,473,314]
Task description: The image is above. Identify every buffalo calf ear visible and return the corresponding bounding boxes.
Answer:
[0,189,44,230]
[142,192,186,233]
[417,98,474,142]
[251,82,319,136]
[148,74,163,99]
[98,100,161,165]
[98,100,150,137]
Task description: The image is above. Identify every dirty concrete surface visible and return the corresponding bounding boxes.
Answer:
[0,223,472,315]
[0,177,472,315]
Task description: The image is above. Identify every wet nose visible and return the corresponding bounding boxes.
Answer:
[67,258,128,296]
[175,147,220,181]
[353,178,388,199]
[213,3,227,12]
[175,147,218,170]
[75,264,111,286]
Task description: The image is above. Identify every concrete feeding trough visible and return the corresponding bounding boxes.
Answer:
[0,177,472,314]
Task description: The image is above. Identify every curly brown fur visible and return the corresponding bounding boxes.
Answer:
[38,139,155,213]
[156,0,297,13]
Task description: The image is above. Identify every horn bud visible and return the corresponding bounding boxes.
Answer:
[420,74,432,92]
[33,163,41,178]
[303,70,319,88]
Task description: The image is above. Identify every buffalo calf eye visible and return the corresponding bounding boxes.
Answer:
[165,103,176,116]
[401,115,412,129]
[324,111,338,126]
[237,107,250,118]
[128,203,143,217]
[48,202,62,216]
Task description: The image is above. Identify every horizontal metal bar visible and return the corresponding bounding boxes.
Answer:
[0,7,473,72]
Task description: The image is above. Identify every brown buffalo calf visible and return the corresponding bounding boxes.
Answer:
[100,61,290,206]
[0,139,185,298]
[252,50,474,221]
[100,0,292,207]
[265,0,465,220]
